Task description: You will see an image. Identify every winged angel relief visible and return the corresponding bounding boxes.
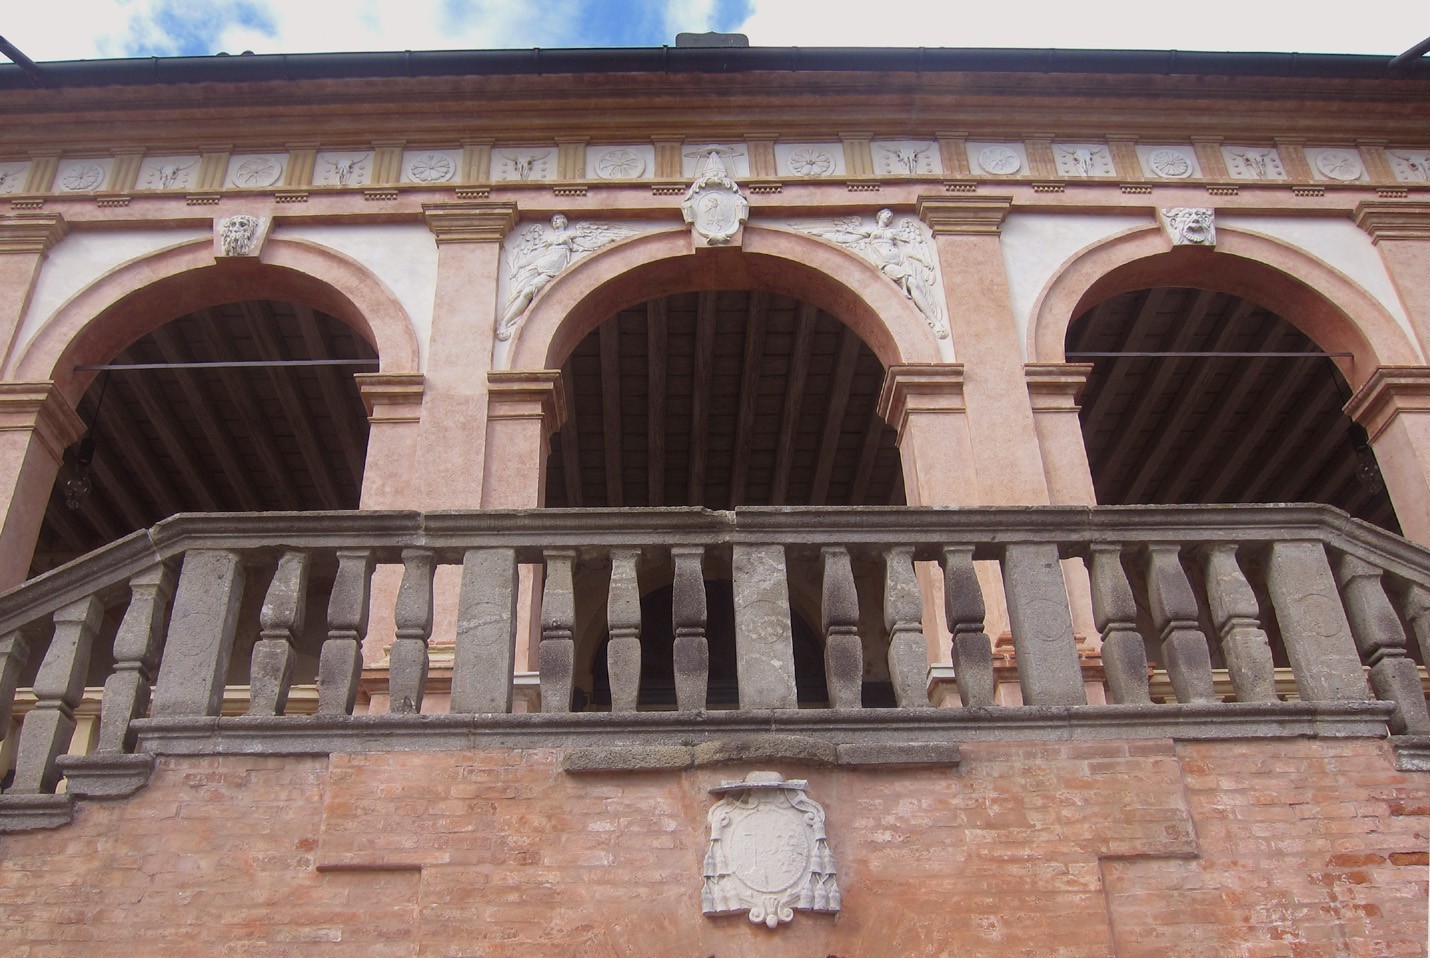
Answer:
[496,215,636,341]
[792,210,948,339]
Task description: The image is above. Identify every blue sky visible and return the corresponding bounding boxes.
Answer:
[4,0,1424,62]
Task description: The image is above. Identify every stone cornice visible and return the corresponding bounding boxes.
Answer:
[1355,201,1430,242]
[917,196,1013,236]
[1344,366,1430,442]
[1024,363,1094,411]
[0,212,68,255]
[422,201,518,244]
[877,364,966,436]
[0,382,86,460]
[487,369,566,431]
[355,373,425,424]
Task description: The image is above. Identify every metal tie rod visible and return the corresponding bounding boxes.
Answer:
[1065,351,1352,359]
[77,359,380,371]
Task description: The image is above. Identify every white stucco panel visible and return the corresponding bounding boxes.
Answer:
[1000,213,1150,360]
[14,229,210,369]
[279,224,437,370]
[1216,216,1414,351]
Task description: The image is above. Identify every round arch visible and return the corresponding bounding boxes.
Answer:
[1027,226,1420,387]
[505,225,948,372]
[11,236,422,400]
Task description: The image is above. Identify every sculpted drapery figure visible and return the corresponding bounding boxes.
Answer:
[496,214,636,341]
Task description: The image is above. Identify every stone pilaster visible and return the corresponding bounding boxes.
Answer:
[195,145,233,191]
[1191,136,1229,180]
[744,134,778,179]
[1106,136,1142,182]
[0,382,84,588]
[1023,136,1056,179]
[936,132,972,178]
[1273,137,1313,181]
[1024,363,1096,506]
[1344,367,1430,545]
[24,153,59,193]
[840,133,874,177]
[108,151,144,193]
[556,137,587,181]
[461,139,494,184]
[1355,201,1430,243]
[1353,202,1430,365]
[651,135,684,179]
[876,364,972,507]
[282,143,318,187]
[370,140,406,185]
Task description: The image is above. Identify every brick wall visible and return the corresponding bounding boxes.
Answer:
[1,738,1425,956]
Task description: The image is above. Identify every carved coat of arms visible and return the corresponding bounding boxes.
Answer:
[702,771,840,929]
[682,151,749,246]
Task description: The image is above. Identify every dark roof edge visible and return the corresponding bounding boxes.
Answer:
[0,45,1421,90]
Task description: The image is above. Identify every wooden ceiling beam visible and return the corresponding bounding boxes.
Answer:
[770,302,816,506]
[239,302,343,510]
[111,363,221,511]
[687,291,718,507]
[43,495,98,555]
[1081,287,1169,436]
[92,382,187,518]
[559,360,584,508]
[646,299,666,507]
[89,442,150,532]
[149,325,265,511]
[810,326,861,506]
[599,317,624,507]
[849,414,887,506]
[728,292,770,508]
[1241,371,1341,502]
[1201,353,1315,502]
[293,304,369,486]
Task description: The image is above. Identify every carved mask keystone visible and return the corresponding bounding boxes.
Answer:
[702,770,840,929]
[214,214,270,258]
[1160,207,1216,247]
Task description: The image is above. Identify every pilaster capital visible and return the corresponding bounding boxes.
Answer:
[0,382,86,460]
[1355,201,1430,243]
[1344,366,1430,442]
[1024,363,1094,411]
[0,212,68,255]
[916,195,1013,236]
[422,201,519,244]
[487,369,566,432]
[876,364,966,436]
[355,372,425,423]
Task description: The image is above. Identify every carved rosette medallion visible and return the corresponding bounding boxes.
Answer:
[682,151,749,246]
[702,771,840,929]
[1147,148,1194,179]
[1160,207,1215,247]
[408,153,456,183]
[231,155,284,188]
[59,163,106,192]
[595,148,646,179]
[1313,149,1365,181]
[978,146,1022,175]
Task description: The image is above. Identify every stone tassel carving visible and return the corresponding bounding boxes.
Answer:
[317,549,375,716]
[671,546,709,711]
[96,563,175,752]
[540,549,578,713]
[941,546,996,707]
[1197,544,1276,703]
[703,771,840,928]
[883,546,930,708]
[606,548,643,713]
[1333,554,1430,734]
[1142,545,1216,704]
[1087,545,1152,705]
[820,546,863,709]
[248,551,309,716]
[388,549,435,714]
[11,596,104,793]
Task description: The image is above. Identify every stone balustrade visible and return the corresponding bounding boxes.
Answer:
[0,504,1427,829]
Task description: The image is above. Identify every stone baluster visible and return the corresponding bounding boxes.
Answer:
[0,629,31,747]
[1406,585,1430,668]
[1142,545,1216,703]
[941,546,995,707]
[317,549,374,716]
[1087,545,1151,704]
[606,548,643,713]
[1333,554,1430,734]
[884,546,930,708]
[1197,544,1276,703]
[248,551,309,716]
[96,564,175,752]
[1264,541,1370,701]
[821,546,863,709]
[452,548,518,714]
[151,551,247,717]
[539,549,577,713]
[671,546,709,711]
[1000,544,1087,706]
[10,596,104,793]
[388,549,435,714]
[732,544,798,710]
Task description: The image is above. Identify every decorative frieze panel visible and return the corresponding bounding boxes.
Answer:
[1307,147,1366,182]
[1223,145,1287,180]
[872,139,940,176]
[314,151,372,187]
[227,154,286,189]
[585,145,654,181]
[682,144,749,179]
[1386,150,1430,183]
[401,150,460,185]
[55,158,113,193]
[135,155,200,191]
[494,148,555,182]
[966,142,1026,177]
[774,143,844,178]
[1053,143,1114,178]
[1138,144,1200,179]
[0,162,31,194]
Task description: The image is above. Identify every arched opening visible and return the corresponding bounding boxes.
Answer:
[34,298,377,575]
[547,288,906,710]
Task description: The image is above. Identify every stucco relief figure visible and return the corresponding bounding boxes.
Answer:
[0,165,26,193]
[1224,146,1285,180]
[681,151,749,246]
[499,150,551,180]
[146,159,196,190]
[877,142,933,175]
[1056,145,1109,177]
[703,772,840,929]
[1387,151,1430,182]
[1160,207,1215,247]
[319,153,369,186]
[793,209,949,339]
[496,214,636,341]
[217,214,265,257]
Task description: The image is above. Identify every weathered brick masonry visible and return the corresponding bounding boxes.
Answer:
[2,738,1425,957]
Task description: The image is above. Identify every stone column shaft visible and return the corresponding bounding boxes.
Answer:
[317,549,374,716]
[11,595,104,793]
[539,549,577,713]
[1087,545,1151,705]
[1333,553,1430,734]
[821,546,863,709]
[248,551,309,716]
[606,548,643,713]
[1197,544,1276,703]
[671,546,709,711]
[388,549,435,713]
[1142,545,1216,704]
[97,563,175,752]
[942,546,995,707]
